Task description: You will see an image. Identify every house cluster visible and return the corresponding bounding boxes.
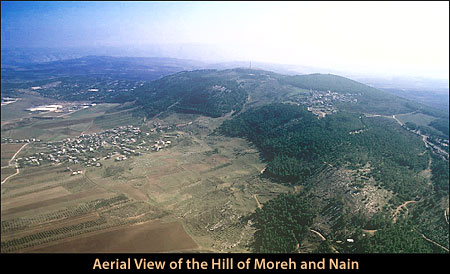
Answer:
[65,167,83,176]
[13,122,187,168]
[151,140,171,151]
[149,121,175,132]
[1,138,41,144]
[15,155,43,167]
[292,90,359,118]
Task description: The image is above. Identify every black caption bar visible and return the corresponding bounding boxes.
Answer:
[1,253,448,273]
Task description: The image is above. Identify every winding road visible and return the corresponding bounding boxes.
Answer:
[309,229,339,253]
[421,234,449,252]
[392,200,417,223]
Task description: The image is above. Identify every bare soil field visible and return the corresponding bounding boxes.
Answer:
[2,186,71,210]
[1,188,113,217]
[111,181,149,201]
[180,163,211,173]
[25,220,198,253]
[4,180,62,198]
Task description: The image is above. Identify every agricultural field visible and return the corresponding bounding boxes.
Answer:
[1,143,25,167]
[396,112,437,128]
[21,220,198,253]
[1,99,290,253]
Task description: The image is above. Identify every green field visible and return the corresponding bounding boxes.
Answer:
[396,112,437,127]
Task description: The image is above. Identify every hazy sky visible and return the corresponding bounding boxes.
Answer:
[1,1,449,79]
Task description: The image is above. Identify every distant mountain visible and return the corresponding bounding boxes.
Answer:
[1,48,87,66]
[1,55,312,82]
[356,76,449,93]
[1,55,208,82]
[379,88,449,112]
[352,75,449,112]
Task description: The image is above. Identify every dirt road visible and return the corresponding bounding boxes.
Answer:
[253,194,262,209]
[309,228,339,253]
[309,229,326,241]
[421,234,449,252]
[445,208,449,225]
[392,201,416,223]
[8,143,29,166]
[1,166,20,185]
[2,143,29,185]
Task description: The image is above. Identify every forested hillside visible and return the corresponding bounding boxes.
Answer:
[219,103,432,199]
[132,70,248,117]
[252,193,316,253]
[219,103,449,253]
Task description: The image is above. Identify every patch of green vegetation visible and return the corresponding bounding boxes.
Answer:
[251,192,316,253]
[410,196,449,250]
[133,70,248,118]
[430,154,449,196]
[364,211,393,230]
[397,112,448,139]
[102,165,125,178]
[68,103,119,118]
[350,220,443,253]
[429,118,449,138]
[396,113,436,127]
[94,112,142,129]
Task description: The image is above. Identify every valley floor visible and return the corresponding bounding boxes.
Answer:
[1,105,291,253]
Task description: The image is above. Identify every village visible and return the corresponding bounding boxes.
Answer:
[1,137,42,144]
[4,121,194,170]
[291,90,359,118]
